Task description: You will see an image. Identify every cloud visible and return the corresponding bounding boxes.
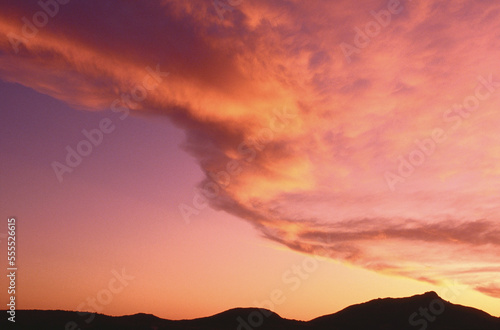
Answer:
[262,217,500,294]
[1,0,500,298]
[476,284,500,298]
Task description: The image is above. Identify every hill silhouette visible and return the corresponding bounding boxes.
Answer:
[1,292,499,329]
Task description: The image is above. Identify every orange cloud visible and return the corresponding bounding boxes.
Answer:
[1,0,500,300]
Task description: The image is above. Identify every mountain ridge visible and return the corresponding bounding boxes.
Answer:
[2,291,499,329]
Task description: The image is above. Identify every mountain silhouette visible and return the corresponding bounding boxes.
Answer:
[2,292,499,329]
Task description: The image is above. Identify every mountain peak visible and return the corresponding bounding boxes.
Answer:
[410,291,445,303]
[414,290,442,301]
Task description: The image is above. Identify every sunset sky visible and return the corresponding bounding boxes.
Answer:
[1,0,499,322]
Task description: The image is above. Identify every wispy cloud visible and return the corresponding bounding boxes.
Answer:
[2,0,500,298]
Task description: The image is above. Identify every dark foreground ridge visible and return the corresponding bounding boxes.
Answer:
[2,292,499,329]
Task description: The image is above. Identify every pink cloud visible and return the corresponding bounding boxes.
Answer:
[1,0,500,299]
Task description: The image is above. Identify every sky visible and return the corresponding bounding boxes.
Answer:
[1,0,499,322]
